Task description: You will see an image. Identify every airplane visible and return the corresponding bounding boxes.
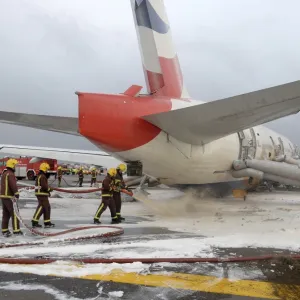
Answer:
[0,145,123,168]
[1,0,300,198]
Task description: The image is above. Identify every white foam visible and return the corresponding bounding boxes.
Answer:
[0,261,149,278]
[108,291,124,297]
[1,189,300,280]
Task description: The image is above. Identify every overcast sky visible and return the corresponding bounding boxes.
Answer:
[0,0,300,150]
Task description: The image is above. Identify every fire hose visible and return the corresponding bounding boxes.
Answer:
[9,197,124,239]
[17,185,133,196]
[6,185,132,238]
[0,255,300,265]
[1,188,299,265]
[0,187,130,249]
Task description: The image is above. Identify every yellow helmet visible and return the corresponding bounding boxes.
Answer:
[58,166,62,170]
[107,168,116,177]
[6,158,18,169]
[117,163,126,172]
[40,162,50,172]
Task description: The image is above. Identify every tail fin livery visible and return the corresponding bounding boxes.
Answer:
[131,0,189,99]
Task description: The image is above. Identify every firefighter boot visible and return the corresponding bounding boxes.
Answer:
[117,214,125,221]
[111,217,121,224]
[2,230,12,238]
[44,222,55,228]
[32,221,42,228]
[94,219,101,224]
[13,230,24,236]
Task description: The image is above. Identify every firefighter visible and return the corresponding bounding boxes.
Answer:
[78,167,84,187]
[31,162,55,228]
[57,166,63,187]
[90,167,97,187]
[94,168,120,224]
[114,163,127,221]
[1,159,22,237]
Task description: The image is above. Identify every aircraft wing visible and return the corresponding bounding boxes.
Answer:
[0,111,79,136]
[0,144,123,167]
[143,80,300,145]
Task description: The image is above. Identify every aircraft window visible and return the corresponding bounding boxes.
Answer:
[257,133,260,136]
[269,152,271,158]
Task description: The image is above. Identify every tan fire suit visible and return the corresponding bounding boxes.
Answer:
[1,168,21,234]
[32,171,53,226]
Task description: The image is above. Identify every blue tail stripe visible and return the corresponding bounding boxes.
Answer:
[135,0,169,34]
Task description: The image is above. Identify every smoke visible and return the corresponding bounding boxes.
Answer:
[133,187,223,218]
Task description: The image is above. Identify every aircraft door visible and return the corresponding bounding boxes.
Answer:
[270,136,284,156]
[237,128,257,159]
[278,137,284,155]
[296,146,300,158]
[288,143,297,157]
[248,128,257,158]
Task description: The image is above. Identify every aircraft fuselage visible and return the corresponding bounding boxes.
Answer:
[77,93,295,190]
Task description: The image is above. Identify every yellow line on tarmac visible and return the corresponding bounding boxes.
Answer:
[78,270,285,299]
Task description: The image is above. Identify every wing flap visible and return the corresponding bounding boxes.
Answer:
[142,80,300,145]
[0,111,79,136]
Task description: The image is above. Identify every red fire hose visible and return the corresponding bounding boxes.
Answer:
[17,185,133,196]
[0,187,129,248]
[0,255,299,265]
[0,225,124,249]
[53,187,133,196]
[7,184,132,247]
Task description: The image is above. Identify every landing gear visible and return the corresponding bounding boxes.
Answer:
[132,174,151,200]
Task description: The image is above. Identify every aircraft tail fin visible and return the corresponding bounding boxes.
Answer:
[131,0,189,99]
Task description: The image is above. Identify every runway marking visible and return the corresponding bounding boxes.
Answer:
[77,270,299,299]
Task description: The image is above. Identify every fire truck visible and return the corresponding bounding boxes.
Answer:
[0,157,58,180]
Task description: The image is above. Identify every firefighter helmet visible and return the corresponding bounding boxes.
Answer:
[58,166,62,170]
[107,168,116,177]
[117,163,126,172]
[6,159,18,169]
[40,162,50,172]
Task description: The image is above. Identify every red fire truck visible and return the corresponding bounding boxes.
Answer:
[0,157,58,180]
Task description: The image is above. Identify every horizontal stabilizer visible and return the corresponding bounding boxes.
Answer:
[0,145,123,167]
[143,80,300,145]
[0,111,79,136]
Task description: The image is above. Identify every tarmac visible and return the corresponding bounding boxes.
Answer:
[0,175,299,299]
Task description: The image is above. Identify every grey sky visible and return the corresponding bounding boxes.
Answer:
[0,0,300,149]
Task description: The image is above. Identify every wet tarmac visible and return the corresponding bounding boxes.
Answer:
[1,257,300,299]
[0,176,300,299]
[0,271,266,300]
